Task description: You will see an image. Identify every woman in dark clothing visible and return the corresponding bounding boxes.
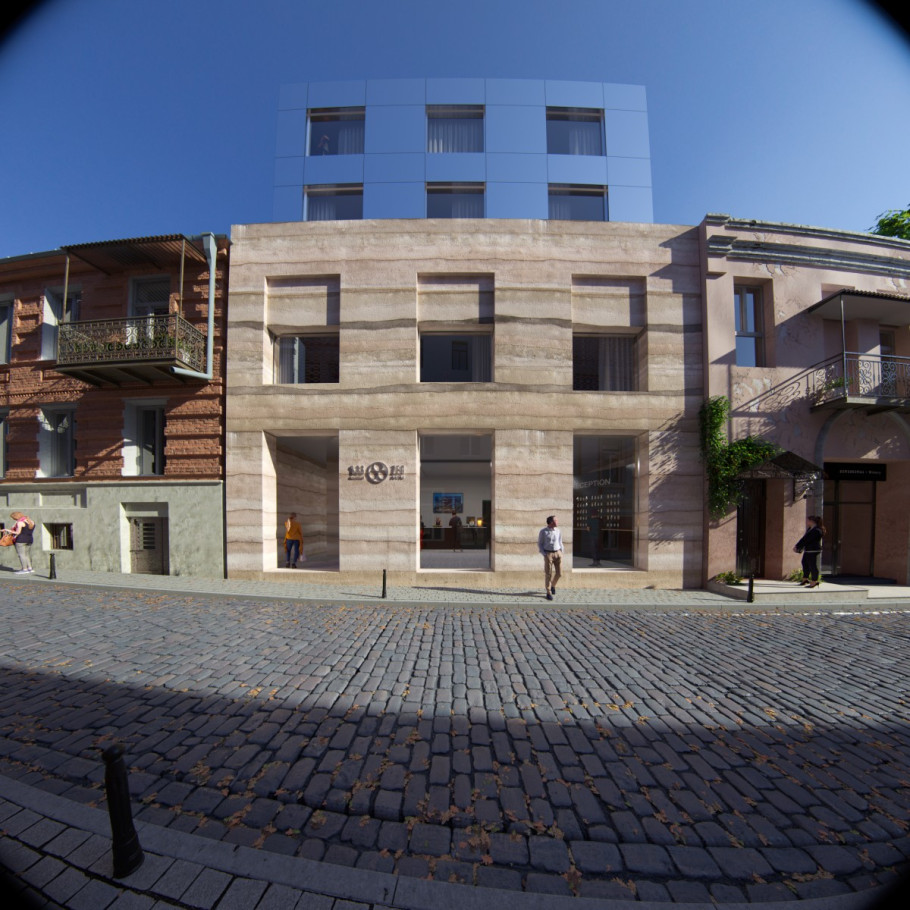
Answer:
[793,515,825,588]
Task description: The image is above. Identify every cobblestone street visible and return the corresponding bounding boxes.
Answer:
[1,577,909,906]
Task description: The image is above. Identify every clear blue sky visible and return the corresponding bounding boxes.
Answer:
[1,0,908,258]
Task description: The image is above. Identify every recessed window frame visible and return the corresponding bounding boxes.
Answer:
[427,105,485,153]
[274,333,340,385]
[419,332,493,383]
[304,184,364,222]
[548,184,608,222]
[307,106,365,156]
[426,183,485,218]
[39,407,76,478]
[546,107,605,156]
[573,333,639,392]
[734,285,764,367]
[47,523,74,550]
[0,409,8,478]
[0,297,12,365]
[40,286,81,361]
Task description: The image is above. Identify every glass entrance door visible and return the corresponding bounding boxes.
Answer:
[736,480,765,577]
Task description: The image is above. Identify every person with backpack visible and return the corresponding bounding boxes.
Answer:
[8,511,35,574]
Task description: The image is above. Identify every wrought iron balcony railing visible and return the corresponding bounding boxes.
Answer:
[808,352,910,406]
[57,314,207,374]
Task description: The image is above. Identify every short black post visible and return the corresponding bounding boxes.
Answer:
[747,572,755,604]
[48,553,57,579]
[381,568,387,599]
[102,744,143,878]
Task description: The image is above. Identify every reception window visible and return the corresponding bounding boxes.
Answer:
[305,185,363,221]
[548,184,607,221]
[574,436,635,568]
[420,334,491,382]
[573,335,638,391]
[734,285,763,367]
[307,107,365,156]
[427,105,484,153]
[275,335,340,384]
[427,183,484,218]
[547,107,604,156]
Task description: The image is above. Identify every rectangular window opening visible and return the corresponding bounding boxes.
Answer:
[308,107,365,156]
[426,183,485,218]
[734,285,764,367]
[420,334,492,382]
[548,184,607,221]
[427,105,484,153]
[573,335,637,391]
[47,523,74,550]
[305,185,363,221]
[547,107,604,155]
[275,335,340,384]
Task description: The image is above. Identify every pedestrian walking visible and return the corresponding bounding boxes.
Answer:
[8,511,35,574]
[284,512,304,568]
[537,514,563,600]
[449,510,462,551]
[793,514,825,588]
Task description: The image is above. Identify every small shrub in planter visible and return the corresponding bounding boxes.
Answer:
[713,570,743,585]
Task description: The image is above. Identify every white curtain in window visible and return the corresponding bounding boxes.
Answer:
[449,193,484,218]
[599,336,635,391]
[307,194,337,222]
[566,120,603,155]
[548,194,573,220]
[336,122,364,155]
[428,117,483,153]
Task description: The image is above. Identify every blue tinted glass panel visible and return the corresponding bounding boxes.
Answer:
[603,110,650,158]
[427,78,485,104]
[366,78,425,105]
[276,110,309,156]
[546,109,603,155]
[308,109,365,155]
[485,79,545,105]
[545,80,604,108]
[548,187,606,221]
[427,186,484,218]
[605,185,650,223]
[486,106,546,153]
[363,182,425,219]
[306,187,363,221]
[427,107,484,153]
[736,336,760,367]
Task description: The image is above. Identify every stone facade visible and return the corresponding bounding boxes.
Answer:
[226,219,704,588]
[701,215,910,584]
[0,236,228,577]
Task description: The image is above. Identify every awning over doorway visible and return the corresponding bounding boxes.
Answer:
[737,451,822,481]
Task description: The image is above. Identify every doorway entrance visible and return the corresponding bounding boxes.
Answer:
[736,480,765,578]
[823,478,876,576]
[130,517,168,575]
[420,434,491,569]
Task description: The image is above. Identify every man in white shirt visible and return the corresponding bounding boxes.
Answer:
[537,515,563,601]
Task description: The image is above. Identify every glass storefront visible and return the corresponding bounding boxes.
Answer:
[573,436,636,568]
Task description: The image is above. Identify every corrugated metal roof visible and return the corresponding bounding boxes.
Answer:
[62,235,207,273]
[807,288,910,323]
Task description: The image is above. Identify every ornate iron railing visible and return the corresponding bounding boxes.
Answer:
[807,352,910,405]
[57,315,207,373]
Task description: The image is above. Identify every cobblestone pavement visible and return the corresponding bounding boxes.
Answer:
[1,577,909,905]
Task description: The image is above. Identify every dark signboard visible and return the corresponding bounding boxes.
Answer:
[825,462,887,481]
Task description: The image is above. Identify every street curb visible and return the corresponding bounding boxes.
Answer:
[0,775,892,910]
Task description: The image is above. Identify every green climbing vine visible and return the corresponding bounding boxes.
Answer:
[699,396,780,521]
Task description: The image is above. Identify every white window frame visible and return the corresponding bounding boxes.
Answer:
[734,285,764,367]
[123,399,166,476]
[38,407,76,478]
[0,297,12,365]
[41,286,81,361]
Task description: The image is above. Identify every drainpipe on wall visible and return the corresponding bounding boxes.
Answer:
[171,232,217,381]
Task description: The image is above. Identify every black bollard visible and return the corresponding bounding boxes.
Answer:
[382,568,387,599]
[102,744,144,877]
[49,553,57,579]
[747,572,755,603]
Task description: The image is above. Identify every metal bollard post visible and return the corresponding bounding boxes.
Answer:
[102,744,144,878]
[747,573,755,603]
[49,553,57,579]
[382,568,387,599]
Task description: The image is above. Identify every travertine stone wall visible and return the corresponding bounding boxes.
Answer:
[226,219,704,587]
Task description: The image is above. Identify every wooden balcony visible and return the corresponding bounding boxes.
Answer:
[808,353,910,414]
[55,314,207,386]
